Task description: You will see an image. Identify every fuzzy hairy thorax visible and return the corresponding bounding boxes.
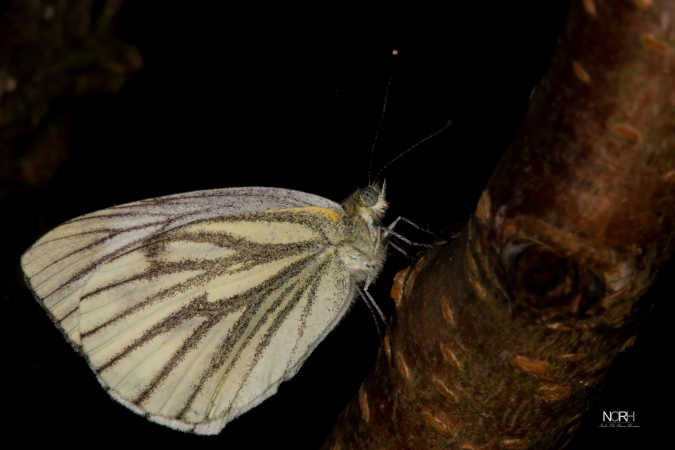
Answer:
[337,184,388,286]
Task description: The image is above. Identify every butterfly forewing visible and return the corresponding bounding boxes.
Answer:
[21,187,359,435]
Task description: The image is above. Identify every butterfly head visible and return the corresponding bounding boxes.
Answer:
[339,182,388,286]
[356,181,388,222]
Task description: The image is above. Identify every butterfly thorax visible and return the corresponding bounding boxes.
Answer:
[337,185,388,286]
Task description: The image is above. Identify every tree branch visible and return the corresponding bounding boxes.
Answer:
[325,1,674,448]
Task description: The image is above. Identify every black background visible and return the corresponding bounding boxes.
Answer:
[4,2,668,448]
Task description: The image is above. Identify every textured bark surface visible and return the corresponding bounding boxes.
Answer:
[325,1,674,448]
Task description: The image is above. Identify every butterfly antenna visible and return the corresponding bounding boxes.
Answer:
[367,74,393,185]
[374,119,453,183]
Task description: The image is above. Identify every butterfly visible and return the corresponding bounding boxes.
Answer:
[21,184,390,435]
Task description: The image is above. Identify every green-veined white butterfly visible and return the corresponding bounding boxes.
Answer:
[21,183,390,435]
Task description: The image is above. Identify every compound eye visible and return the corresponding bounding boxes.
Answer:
[360,186,380,206]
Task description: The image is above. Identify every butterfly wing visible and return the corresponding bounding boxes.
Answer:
[21,187,353,434]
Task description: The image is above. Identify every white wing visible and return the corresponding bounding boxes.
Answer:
[21,187,352,434]
[22,187,341,347]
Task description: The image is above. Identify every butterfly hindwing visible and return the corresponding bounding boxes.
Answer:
[21,187,353,434]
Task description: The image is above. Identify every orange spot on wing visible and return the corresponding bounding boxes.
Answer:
[297,206,341,222]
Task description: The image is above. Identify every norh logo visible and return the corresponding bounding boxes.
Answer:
[600,410,640,428]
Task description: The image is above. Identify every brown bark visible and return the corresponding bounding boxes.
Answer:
[325,1,674,449]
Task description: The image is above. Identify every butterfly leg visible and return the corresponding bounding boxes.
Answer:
[386,216,437,238]
[388,240,410,258]
[358,287,386,338]
[384,216,435,248]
